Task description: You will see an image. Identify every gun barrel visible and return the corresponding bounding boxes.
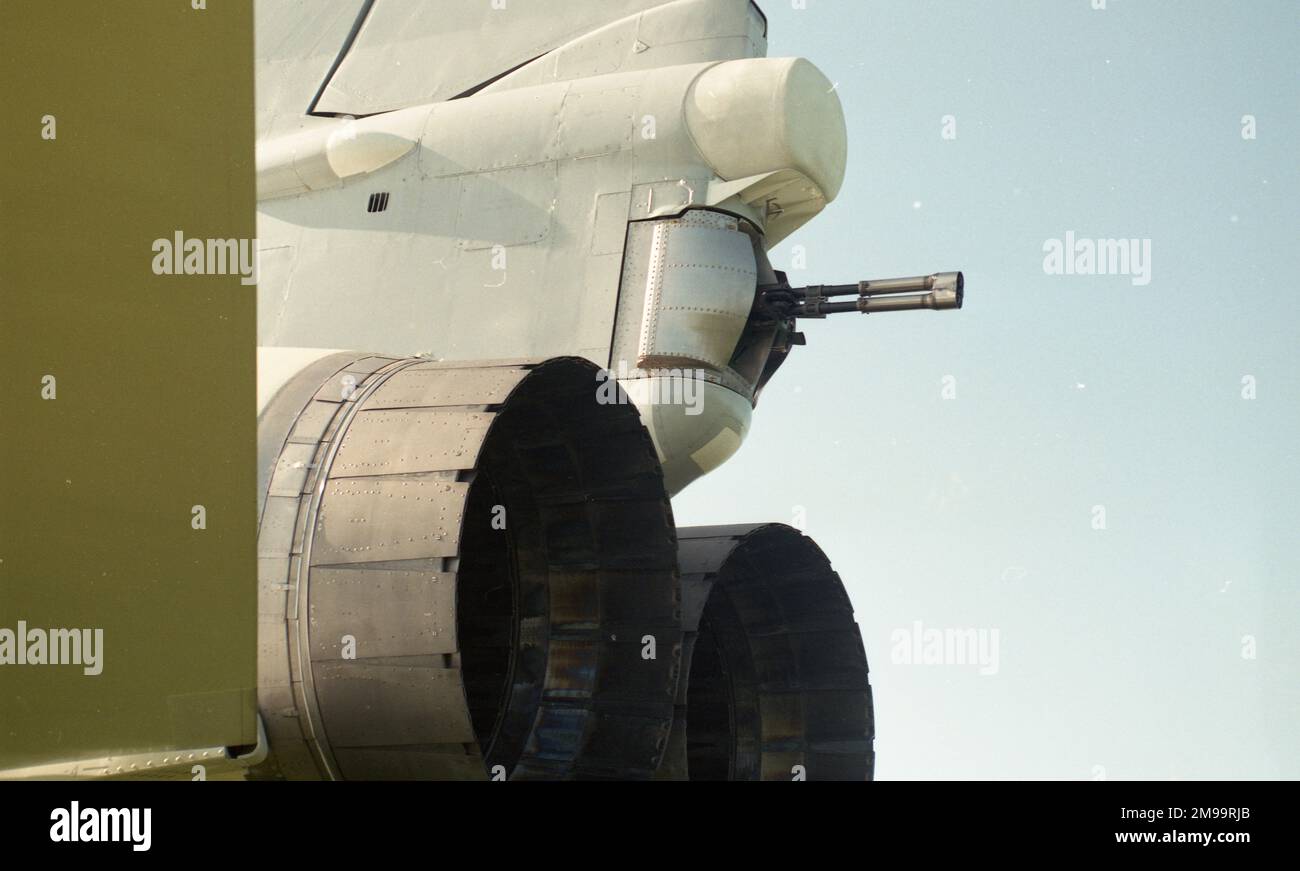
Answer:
[798,271,964,300]
[860,272,963,299]
[791,271,964,316]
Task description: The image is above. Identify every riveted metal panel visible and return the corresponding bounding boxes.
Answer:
[258,556,290,587]
[364,365,525,409]
[257,354,679,781]
[257,495,300,558]
[309,0,669,116]
[258,577,289,622]
[299,443,330,495]
[289,400,342,444]
[637,211,758,370]
[311,367,372,403]
[266,442,316,497]
[308,568,457,660]
[342,356,400,376]
[257,618,291,687]
[405,357,547,371]
[258,351,363,524]
[311,478,468,565]
[330,410,493,476]
[456,164,556,250]
[312,661,477,747]
[550,85,638,162]
[592,191,632,255]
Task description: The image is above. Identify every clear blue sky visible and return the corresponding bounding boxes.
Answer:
[674,0,1299,779]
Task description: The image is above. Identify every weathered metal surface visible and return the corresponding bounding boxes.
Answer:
[311,661,477,747]
[311,478,468,565]
[256,352,679,781]
[329,410,493,476]
[308,568,457,659]
[636,211,758,371]
[364,366,521,409]
[665,523,875,781]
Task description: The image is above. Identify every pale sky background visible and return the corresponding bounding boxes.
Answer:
[673,0,1300,779]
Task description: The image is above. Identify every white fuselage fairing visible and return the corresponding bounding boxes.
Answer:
[255,0,848,494]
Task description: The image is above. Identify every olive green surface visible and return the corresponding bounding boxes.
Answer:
[0,0,257,767]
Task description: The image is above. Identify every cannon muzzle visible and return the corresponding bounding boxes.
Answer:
[788,271,964,317]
